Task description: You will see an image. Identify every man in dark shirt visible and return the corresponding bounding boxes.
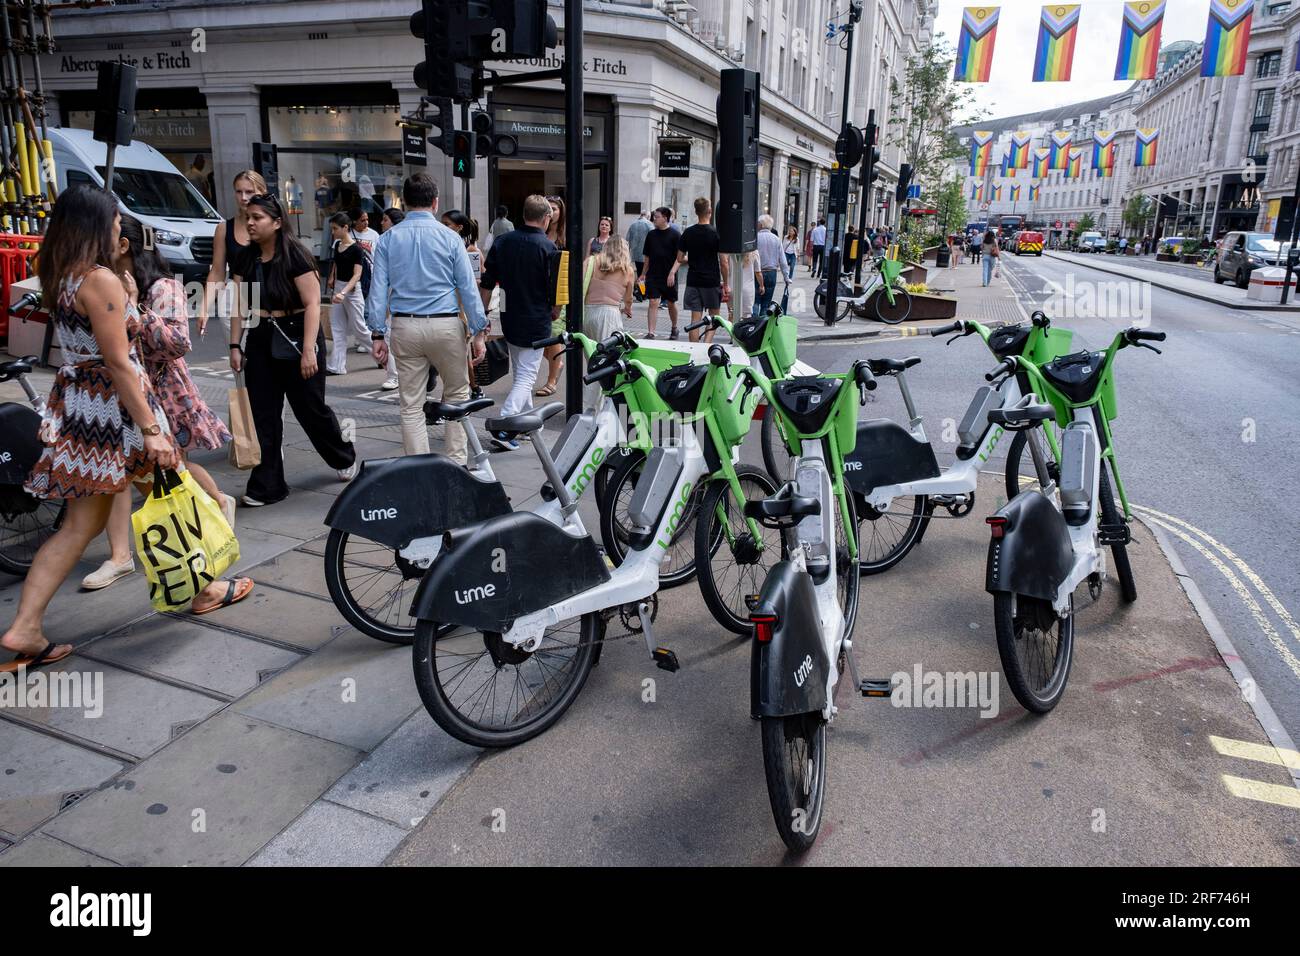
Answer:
[672,196,729,343]
[479,193,558,451]
[638,206,680,339]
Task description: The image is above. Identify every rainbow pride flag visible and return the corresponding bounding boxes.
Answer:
[1001,152,1018,177]
[992,184,1003,201]
[1067,150,1082,179]
[1009,132,1032,168]
[1032,148,1051,178]
[1114,1,1165,80]
[970,130,995,176]
[1049,130,1073,170]
[1033,5,1081,82]
[970,182,980,200]
[1092,131,1117,170]
[1099,165,1115,178]
[1134,128,1159,166]
[954,7,1000,82]
[1029,183,1041,201]
[1010,184,1022,202]
[1201,0,1252,77]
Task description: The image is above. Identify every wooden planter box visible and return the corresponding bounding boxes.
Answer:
[902,262,928,285]
[1155,253,1179,262]
[1180,254,1202,264]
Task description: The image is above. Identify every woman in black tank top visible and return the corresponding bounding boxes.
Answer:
[199,169,264,336]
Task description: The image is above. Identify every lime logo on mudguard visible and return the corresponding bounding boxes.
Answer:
[977,425,1005,463]
[569,446,605,497]
[794,654,814,687]
[655,481,694,550]
[455,583,497,604]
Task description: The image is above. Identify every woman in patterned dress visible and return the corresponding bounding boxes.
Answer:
[77,215,249,610]
[0,188,178,670]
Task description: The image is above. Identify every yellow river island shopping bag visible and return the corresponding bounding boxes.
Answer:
[132,468,239,612]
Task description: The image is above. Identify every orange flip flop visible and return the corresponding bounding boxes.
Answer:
[0,641,74,673]
[190,577,254,616]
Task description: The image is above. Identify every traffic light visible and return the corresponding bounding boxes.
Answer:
[484,0,558,58]
[412,4,476,100]
[470,109,519,159]
[427,97,454,157]
[896,163,914,204]
[863,119,881,185]
[452,130,474,178]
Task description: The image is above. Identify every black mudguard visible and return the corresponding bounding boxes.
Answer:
[0,403,43,484]
[750,561,829,719]
[844,419,940,496]
[323,454,511,548]
[985,491,1074,603]
[411,510,610,632]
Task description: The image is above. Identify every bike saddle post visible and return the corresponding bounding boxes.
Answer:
[529,417,578,518]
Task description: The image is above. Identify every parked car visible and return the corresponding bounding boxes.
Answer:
[1015,230,1044,256]
[1213,231,1293,289]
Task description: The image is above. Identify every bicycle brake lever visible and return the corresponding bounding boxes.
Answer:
[945,333,963,346]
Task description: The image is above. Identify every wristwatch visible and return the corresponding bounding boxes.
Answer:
[371,332,386,341]
[140,423,162,437]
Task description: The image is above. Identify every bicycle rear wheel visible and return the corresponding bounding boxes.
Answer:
[412,612,601,748]
[761,712,827,853]
[0,488,65,577]
[994,592,1074,714]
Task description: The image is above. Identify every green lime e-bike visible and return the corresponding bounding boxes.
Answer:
[985,324,1166,713]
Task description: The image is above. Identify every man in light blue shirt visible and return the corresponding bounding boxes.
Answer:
[369,173,487,462]
[810,219,827,278]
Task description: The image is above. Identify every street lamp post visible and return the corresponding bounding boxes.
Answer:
[563,0,583,412]
[822,0,862,326]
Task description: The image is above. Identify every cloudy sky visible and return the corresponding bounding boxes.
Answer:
[932,0,1210,119]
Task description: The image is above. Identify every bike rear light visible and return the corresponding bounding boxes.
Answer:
[986,516,1007,539]
[752,615,777,643]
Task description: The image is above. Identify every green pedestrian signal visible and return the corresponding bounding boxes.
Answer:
[452,131,474,180]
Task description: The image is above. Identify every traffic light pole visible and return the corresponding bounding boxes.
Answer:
[822,1,861,326]
[563,0,583,414]
[853,109,875,289]
[461,100,471,217]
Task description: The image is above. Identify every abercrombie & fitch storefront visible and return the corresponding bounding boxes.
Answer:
[42,8,838,255]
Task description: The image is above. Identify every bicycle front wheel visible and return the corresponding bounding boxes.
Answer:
[875,286,912,324]
[412,612,601,748]
[1003,428,1057,503]
[813,289,851,323]
[598,448,702,588]
[695,465,785,634]
[856,493,929,575]
[760,409,797,486]
[761,712,827,853]
[1097,464,1136,602]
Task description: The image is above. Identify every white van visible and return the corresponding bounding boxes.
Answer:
[47,127,222,285]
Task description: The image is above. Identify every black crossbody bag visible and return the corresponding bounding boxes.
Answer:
[253,258,312,361]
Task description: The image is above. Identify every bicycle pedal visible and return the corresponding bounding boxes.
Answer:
[652,648,680,673]
[859,678,894,698]
[1098,522,1131,546]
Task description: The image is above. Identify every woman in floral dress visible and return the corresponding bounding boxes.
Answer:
[2,188,184,671]
[78,215,249,613]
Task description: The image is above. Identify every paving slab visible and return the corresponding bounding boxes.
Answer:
[233,485,338,542]
[0,721,126,839]
[184,581,346,651]
[245,799,407,866]
[8,659,223,761]
[223,525,315,577]
[232,628,420,752]
[390,473,1300,866]
[325,709,479,828]
[83,614,303,698]
[0,833,118,867]
[42,711,359,866]
[1,549,155,650]
[243,548,333,600]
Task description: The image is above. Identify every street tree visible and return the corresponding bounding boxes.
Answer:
[1073,213,1097,238]
[1122,194,1153,235]
[887,40,984,196]
[934,175,967,236]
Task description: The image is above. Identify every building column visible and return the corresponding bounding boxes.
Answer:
[614,99,662,225]
[205,87,260,219]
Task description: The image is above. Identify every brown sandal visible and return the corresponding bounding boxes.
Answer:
[0,641,74,673]
[191,577,254,616]
[534,382,558,397]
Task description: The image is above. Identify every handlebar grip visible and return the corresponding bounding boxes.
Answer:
[985,357,1016,382]
[582,363,622,386]
[1128,329,1166,342]
[929,321,962,337]
[533,334,564,349]
[1030,310,1051,328]
[855,362,878,391]
[684,319,710,333]
[708,344,729,366]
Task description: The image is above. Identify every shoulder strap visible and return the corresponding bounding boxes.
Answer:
[583,256,596,299]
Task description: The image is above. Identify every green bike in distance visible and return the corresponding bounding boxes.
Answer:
[601,339,788,635]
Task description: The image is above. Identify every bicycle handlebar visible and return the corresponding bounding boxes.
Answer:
[685,318,713,333]
[854,362,878,391]
[1030,310,1052,329]
[1126,328,1166,343]
[532,334,565,349]
[707,344,730,367]
[582,361,625,386]
[986,357,1017,381]
[929,321,964,337]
